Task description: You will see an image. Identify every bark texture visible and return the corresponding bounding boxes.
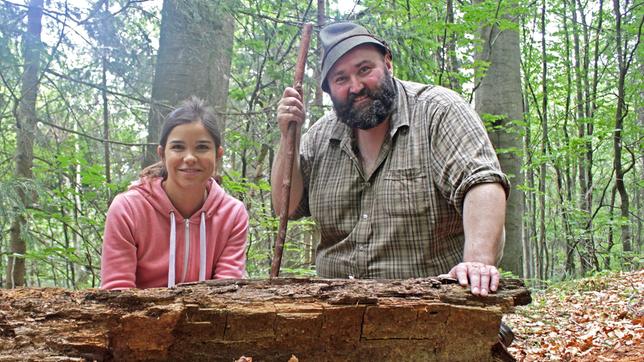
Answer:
[7,0,44,288]
[0,277,530,361]
[142,0,234,167]
[474,3,525,277]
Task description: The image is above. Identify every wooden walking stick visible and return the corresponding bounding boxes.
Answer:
[271,23,313,278]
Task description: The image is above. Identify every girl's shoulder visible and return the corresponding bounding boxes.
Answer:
[110,178,164,213]
[208,184,248,221]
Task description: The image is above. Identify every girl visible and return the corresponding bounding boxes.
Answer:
[101,97,248,289]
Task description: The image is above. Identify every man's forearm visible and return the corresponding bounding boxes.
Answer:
[270,137,304,217]
[462,183,506,265]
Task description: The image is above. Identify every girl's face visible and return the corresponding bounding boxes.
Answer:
[157,121,223,190]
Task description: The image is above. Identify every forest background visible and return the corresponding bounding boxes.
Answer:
[0,0,641,289]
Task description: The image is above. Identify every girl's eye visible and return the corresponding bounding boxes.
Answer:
[197,144,211,151]
[170,144,184,150]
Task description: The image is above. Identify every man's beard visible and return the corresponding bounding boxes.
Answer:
[331,70,396,130]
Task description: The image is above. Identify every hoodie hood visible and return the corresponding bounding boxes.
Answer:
[129,177,226,222]
[130,177,226,287]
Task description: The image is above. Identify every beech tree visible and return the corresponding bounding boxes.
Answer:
[474,0,525,277]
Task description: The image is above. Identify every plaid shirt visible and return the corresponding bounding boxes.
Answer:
[294,79,509,279]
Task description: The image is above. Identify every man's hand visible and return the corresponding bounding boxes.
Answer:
[445,262,500,297]
[276,87,305,137]
[271,87,306,217]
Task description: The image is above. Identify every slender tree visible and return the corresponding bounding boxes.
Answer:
[7,0,44,288]
[537,0,549,281]
[611,0,635,265]
[570,0,595,273]
[638,58,643,256]
[561,0,576,277]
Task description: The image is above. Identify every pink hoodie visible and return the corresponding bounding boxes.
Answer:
[100,177,248,289]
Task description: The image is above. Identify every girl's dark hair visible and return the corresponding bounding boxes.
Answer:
[140,97,222,179]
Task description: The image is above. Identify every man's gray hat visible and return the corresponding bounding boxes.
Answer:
[319,22,391,92]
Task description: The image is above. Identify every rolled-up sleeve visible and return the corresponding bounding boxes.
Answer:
[428,92,510,214]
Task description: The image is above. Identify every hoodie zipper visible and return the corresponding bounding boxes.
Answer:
[181,219,190,283]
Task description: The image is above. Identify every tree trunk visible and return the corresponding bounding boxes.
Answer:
[612,0,632,263]
[7,0,43,288]
[0,277,530,361]
[445,0,461,93]
[474,0,525,277]
[438,0,461,92]
[312,0,325,114]
[638,59,643,255]
[561,0,576,277]
[569,0,594,274]
[537,0,549,282]
[578,0,600,272]
[522,81,534,281]
[143,0,235,167]
[102,45,111,196]
[605,186,617,269]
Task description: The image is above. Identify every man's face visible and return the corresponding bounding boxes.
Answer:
[327,45,396,130]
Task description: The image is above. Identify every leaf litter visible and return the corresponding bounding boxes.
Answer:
[505,270,643,361]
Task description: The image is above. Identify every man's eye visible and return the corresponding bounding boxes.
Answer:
[334,76,346,84]
[359,66,371,74]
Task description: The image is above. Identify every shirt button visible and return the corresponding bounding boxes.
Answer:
[364,182,371,187]
[358,245,365,251]
[362,213,368,219]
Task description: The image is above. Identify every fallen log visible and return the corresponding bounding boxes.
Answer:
[0,277,530,361]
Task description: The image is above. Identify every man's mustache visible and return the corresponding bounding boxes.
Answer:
[348,88,369,105]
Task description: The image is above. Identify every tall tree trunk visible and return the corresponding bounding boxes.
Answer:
[520,15,536,281]
[569,0,594,274]
[522,85,534,281]
[101,0,112,204]
[143,0,235,167]
[605,186,617,269]
[312,0,325,116]
[102,45,111,195]
[578,0,601,271]
[439,0,461,92]
[561,0,576,277]
[7,0,43,288]
[445,0,461,93]
[611,0,632,264]
[537,0,549,281]
[474,0,525,277]
[637,58,643,255]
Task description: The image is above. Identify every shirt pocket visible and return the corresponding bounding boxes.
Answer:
[382,167,430,217]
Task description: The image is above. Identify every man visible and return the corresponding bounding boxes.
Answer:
[271,22,509,298]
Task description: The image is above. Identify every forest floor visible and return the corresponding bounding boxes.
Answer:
[505,269,643,361]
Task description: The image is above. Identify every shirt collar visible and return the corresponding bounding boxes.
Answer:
[388,78,409,137]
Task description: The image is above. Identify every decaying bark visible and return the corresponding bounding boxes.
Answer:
[0,277,530,361]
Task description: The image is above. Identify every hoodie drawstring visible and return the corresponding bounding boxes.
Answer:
[168,211,207,288]
[199,212,206,281]
[168,211,176,288]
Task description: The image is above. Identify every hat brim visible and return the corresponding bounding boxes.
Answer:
[320,36,387,92]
